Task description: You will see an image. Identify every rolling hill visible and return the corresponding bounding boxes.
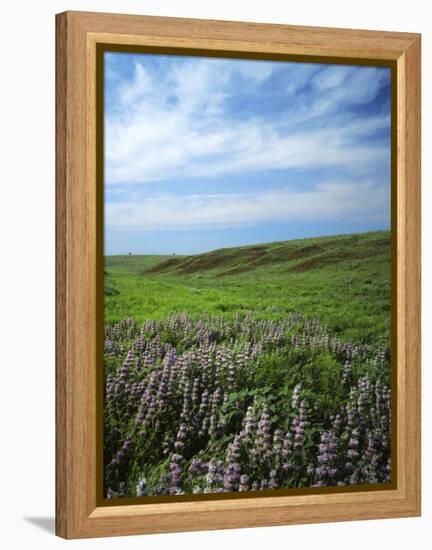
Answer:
[143,231,390,277]
[104,231,391,344]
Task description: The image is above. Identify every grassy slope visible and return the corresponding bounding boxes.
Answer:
[104,230,391,344]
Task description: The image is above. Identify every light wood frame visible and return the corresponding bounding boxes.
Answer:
[56,10,421,539]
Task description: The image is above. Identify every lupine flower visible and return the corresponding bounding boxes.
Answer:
[239,474,249,491]
[104,313,391,496]
[136,477,147,497]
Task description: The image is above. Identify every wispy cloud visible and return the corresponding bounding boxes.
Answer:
[312,66,389,104]
[103,54,391,251]
[105,57,390,186]
[106,181,389,230]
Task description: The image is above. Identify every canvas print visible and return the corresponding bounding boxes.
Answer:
[103,52,392,499]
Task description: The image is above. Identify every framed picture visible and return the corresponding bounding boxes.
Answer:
[56,11,421,539]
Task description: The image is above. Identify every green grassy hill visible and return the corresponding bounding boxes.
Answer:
[104,230,391,344]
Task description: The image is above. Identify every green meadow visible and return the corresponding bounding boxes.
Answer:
[104,230,391,346]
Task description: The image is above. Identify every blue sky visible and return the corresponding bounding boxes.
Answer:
[104,52,391,255]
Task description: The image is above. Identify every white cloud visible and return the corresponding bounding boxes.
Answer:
[312,66,389,105]
[106,110,389,184]
[313,66,350,90]
[105,58,390,186]
[234,60,273,82]
[106,181,389,230]
[118,63,153,104]
[284,63,321,95]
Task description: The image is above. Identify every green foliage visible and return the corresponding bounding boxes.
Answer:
[104,231,391,347]
[104,282,120,296]
[103,232,392,495]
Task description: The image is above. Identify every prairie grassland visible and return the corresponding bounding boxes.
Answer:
[105,231,391,344]
[104,231,392,497]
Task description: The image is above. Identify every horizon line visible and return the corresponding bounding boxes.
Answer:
[104,228,390,257]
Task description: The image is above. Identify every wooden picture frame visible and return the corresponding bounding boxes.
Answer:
[56,10,421,539]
